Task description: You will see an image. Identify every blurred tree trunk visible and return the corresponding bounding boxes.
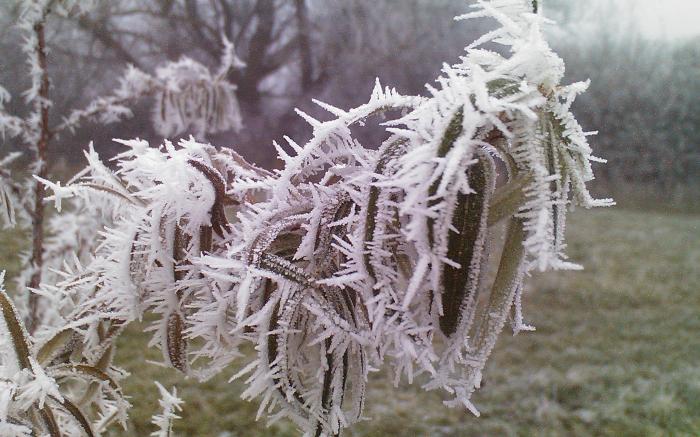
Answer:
[295,0,314,91]
[236,0,275,115]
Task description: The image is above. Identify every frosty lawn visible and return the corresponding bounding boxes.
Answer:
[100,209,699,436]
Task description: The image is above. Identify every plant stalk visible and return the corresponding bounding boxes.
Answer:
[27,18,52,334]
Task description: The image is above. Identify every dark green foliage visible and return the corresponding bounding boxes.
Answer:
[439,152,495,337]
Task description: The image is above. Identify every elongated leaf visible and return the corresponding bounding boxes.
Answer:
[0,286,32,370]
[173,224,187,283]
[37,329,74,365]
[0,184,16,228]
[439,151,495,337]
[487,174,531,226]
[247,214,307,267]
[428,107,464,247]
[166,312,188,373]
[313,339,336,437]
[363,138,407,281]
[187,159,231,236]
[51,364,121,392]
[314,194,353,276]
[265,288,307,414]
[38,405,61,437]
[51,395,95,437]
[79,343,116,406]
[544,112,572,252]
[199,225,212,254]
[471,218,526,359]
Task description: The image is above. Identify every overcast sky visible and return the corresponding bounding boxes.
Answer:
[632,0,700,40]
[573,0,700,40]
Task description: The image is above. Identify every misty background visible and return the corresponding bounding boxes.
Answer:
[0,0,698,209]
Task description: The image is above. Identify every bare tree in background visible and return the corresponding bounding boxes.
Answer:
[551,4,700,202]
[1,0,697,201]
[1,1,480,166]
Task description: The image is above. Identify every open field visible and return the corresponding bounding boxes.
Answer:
[2,208,699,436]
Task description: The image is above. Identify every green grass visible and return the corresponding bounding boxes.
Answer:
[0,226,26,292]
[351,209,700,437]
[2,208,699,436]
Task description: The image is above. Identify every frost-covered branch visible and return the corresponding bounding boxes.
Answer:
[56,40,244,139]
[150,382,183,437]
[1,0,246,342]
[0,270,128,436]
[21,0,54,333]
[6,0,614,435]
